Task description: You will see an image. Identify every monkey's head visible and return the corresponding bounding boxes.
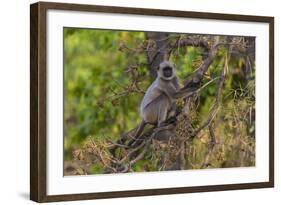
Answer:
[158,61,176,81]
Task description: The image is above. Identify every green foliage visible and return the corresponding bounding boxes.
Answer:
[63,28,255,174]
[90,162,105,173]
[64,28,148,156]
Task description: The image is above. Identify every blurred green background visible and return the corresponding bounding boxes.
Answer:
[63,28,255,174]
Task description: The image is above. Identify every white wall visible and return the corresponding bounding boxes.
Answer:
[0,0,279,204]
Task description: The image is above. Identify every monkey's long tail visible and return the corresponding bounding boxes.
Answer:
[127,120,146,147]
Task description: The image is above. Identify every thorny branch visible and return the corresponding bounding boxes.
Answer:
[201,123,216,168]
[71,35,253,174]
[94,41,225,173]
[192,55,226,138]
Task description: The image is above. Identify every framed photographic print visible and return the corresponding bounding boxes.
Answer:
[30,1,274,202]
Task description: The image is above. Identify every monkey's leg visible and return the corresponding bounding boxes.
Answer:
[128,96,163,147]
[167,103,177,118]
[157,96,170,127]
[165,103,178,125]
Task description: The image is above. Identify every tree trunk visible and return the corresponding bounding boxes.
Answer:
[146,32,169,78]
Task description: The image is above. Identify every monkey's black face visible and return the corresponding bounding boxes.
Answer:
[162,66,173,78]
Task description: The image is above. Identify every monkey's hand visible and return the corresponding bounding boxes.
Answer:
[183,80,201,91]
[166,116,177,124]
[183,77,219,94]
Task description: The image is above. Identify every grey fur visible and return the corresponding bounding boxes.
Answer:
[140,61,180,126]
[132,61,199,143]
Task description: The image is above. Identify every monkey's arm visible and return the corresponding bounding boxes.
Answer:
[163,83,197,100]
[171,76,181,90]
[173,87,197,99]
[172,78,219,99]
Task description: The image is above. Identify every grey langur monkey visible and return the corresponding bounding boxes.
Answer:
[132,61,195,140]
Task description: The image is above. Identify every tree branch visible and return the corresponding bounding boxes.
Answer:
[192,53,227,138]
[77,36,230,174]
[189,36,220,85]
[201,123,216,168]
